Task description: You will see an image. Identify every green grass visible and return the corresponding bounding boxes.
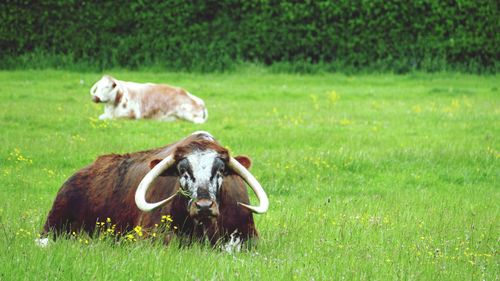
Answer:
[0,69,498,280]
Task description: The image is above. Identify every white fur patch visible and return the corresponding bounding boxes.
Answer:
[187,150,217,182]
[35,238,49,248]
[223,230,242,253]
[186,92,207,123]
[187,92,205,107]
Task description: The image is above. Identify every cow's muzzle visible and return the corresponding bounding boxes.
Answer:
[189,199,219,222]
[92,95,101,103]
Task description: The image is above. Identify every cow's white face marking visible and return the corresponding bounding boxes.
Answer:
[90,76,117,103]
[177,150,225,201]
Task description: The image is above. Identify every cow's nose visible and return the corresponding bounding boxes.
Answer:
[92,96,101,103]
[195,199,214,211]
[190,199,219,218]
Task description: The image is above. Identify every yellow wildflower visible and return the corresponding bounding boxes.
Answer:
[134,226,143,237]
[328,91,340,105]
[339,118,352,126]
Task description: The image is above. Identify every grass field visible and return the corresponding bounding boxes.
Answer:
[0,69,498,280]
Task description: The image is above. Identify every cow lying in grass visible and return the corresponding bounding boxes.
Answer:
[90,75,208,123]
[37,131,268,251]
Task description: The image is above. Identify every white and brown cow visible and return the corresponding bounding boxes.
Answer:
[38,131,268,250]
[90,75,208,123]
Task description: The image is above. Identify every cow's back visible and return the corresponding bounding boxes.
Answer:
[122,81,206,122]
[42,151,159,235]
[138,84,186,118]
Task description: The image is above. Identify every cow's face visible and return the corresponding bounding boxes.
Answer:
[176,150,226,223]
[135,132,268,229]
[90,76,117,103]
[148,142,251,225]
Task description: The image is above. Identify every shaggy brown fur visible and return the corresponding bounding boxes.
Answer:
[41,133,258,245]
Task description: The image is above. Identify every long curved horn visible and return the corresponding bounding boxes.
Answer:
[135,155,176,212]
[228,158,269,214]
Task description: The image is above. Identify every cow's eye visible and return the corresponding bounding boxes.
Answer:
[177,159,189,175]
[178,164,187,174]
[178,168,190,179]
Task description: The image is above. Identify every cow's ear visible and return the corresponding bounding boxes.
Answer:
[114,89,123,105]
[149,159,161,169]
[233,155,252,169]
[149,159,177,176]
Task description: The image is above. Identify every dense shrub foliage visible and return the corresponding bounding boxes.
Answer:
[0,0,498,72]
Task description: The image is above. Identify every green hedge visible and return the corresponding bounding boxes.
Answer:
[0,0,498,72]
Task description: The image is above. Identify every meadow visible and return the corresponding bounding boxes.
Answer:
[0,69,498,280]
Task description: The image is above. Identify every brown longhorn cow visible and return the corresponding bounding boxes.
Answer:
[38,131,268,250]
